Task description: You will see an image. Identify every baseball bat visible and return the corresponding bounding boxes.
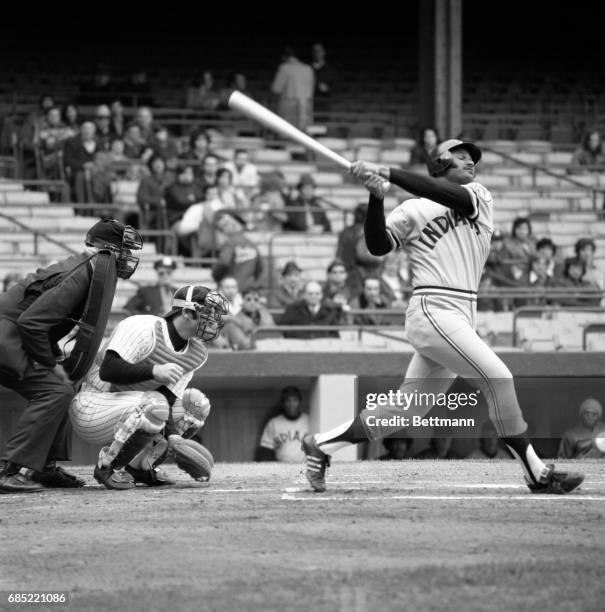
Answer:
[227,91,390,189]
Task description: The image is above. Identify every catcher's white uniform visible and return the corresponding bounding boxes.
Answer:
[360,182,527,439]
[70,315,208,444]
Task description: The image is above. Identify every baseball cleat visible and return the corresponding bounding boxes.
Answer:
[32,464,85,488]
[526,464,584,494]
[125,465,176,487]
[94,465,135,490]
[301,434,330,492]
[0,468,45,493]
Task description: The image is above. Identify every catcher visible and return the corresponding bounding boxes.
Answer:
[69,285,229,490]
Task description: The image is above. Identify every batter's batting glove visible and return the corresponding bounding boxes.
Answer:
[350,160,389,179]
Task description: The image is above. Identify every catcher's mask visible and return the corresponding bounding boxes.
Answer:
[85,219,143,280]
[169,285,229,341]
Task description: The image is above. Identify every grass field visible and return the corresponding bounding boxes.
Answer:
[1,460,605,612]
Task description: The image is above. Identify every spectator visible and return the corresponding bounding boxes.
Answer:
[197,154,220,190]
[212,211,264,292]
[109,100,126,138]
[515,255,559,307]
[555,256,601,306]
[222,148,260,207]
[93,105,113,152]
[62,121,99,204]
[558,398,605,458]
[349,276,398,325]
[20,95,55,178]
[89,137,135,205]
[185,70,220,110]
[127,70,154,107]
[218,276,243,315]
[256,386,309,462]
[134,106,155,146]
[165,165,205,254]
[311,42,336,113]
[223,287,277,350]
[414,429,461,459]
[575,237,604,290]
[379,435,413,460]
[409,127,440,168]
[535,237,562,280]
[184,129,211,170]
[268,260,304,309]
[124,256,178,316]
[35,106,75,179]
[3,273,22,292]
[571,130,605,168]
[195,184,227,257]
[279,280,343,339]
[322,258,353,311]
[250,170,290,231]
[123,123,152,161]
[62,103,80,132]
[284,174,331,233]
[137,154,174,231]
[270,46,315,131]
[215,168,239,208]
[467,422,512,459]
[504,217,535,283]
[379,249,411,309]
[478,229,518,311]
[217,72,250,109]
[151,125,179,162]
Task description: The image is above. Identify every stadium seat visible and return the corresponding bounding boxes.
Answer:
[379,149,411,165]
[250,149,291,163]
[2,190,49,205]
[313,172,344,187]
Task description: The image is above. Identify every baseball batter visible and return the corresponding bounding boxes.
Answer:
[302,139,584,495]
[70,285,228,489]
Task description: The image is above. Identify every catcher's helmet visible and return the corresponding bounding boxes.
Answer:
[85,218,143,280]
[427,139,482,177]
[167,285,229,341]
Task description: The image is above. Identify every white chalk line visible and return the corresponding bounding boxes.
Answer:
[281,493,605,502]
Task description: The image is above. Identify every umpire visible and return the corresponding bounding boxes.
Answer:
[0,219,143,493]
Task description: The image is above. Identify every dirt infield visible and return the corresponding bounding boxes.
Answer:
[1,460,605,612]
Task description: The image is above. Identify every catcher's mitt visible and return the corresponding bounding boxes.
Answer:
[169,435,214,481]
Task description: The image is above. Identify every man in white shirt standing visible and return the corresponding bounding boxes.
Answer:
[257,386,309,462]
[271,47,315,131]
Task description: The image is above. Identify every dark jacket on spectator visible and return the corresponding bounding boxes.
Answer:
[349,293,401,326]
[279,300,343,338]
[63,134,98,173]
[284,197,331,232]
[223,308,277,350]
[212,234,263,292]
[124,284,177,317]
[164,182,204,226]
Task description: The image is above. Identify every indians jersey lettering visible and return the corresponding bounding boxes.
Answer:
[385,182,493,291]
[81,315,207,398]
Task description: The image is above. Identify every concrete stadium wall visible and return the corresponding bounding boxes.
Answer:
[2,351,605,464]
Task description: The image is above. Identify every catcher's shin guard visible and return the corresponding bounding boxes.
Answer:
[110,430,156,471]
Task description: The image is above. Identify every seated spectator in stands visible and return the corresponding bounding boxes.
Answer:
[571,130,605,169]
[165,165,205,254]
[186,70,221,110]
[535,237,562,280]
[218,276,243,315]
[256,386,309,462]
[379,249,411,310]
[124,256,178,316]
[36,106,76,179]
[133,106,155,146]
[62,103,80,132]
[279,280,344,338]
[20,94,55,178]
[250,170,290,231]
[63,121,99,203]
[137,154,174,230]
[271,46,315,132]
[350,276,398,325]
[515,255,560,307]
[414,429,461,459]
[197,154,220,190]
[555,256,601,306]
[3,273,22,292]
[322,258,353,311]
[184,129,211,170]
[478,229,518,311]
[223,287,277,350]
[558,398,605,459]
[215,168,239,209]
[123,123,152,161]
[109,100,126,138]
[127,70,154,107]
[409,127,440,168]
[89,138,133,204]
[504,217,535,282]
[93,105,113,152]
[268,260,305,308]
[151,125,179,162]
[284,174,331,233]
[212,211,263,292]
[311,42,336,113]
[379,435,413,460]
[222,149,260,207]
[575,237,604,290]
[467,422,512,459]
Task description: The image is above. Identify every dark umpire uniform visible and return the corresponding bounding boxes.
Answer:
[0,219,142,493]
